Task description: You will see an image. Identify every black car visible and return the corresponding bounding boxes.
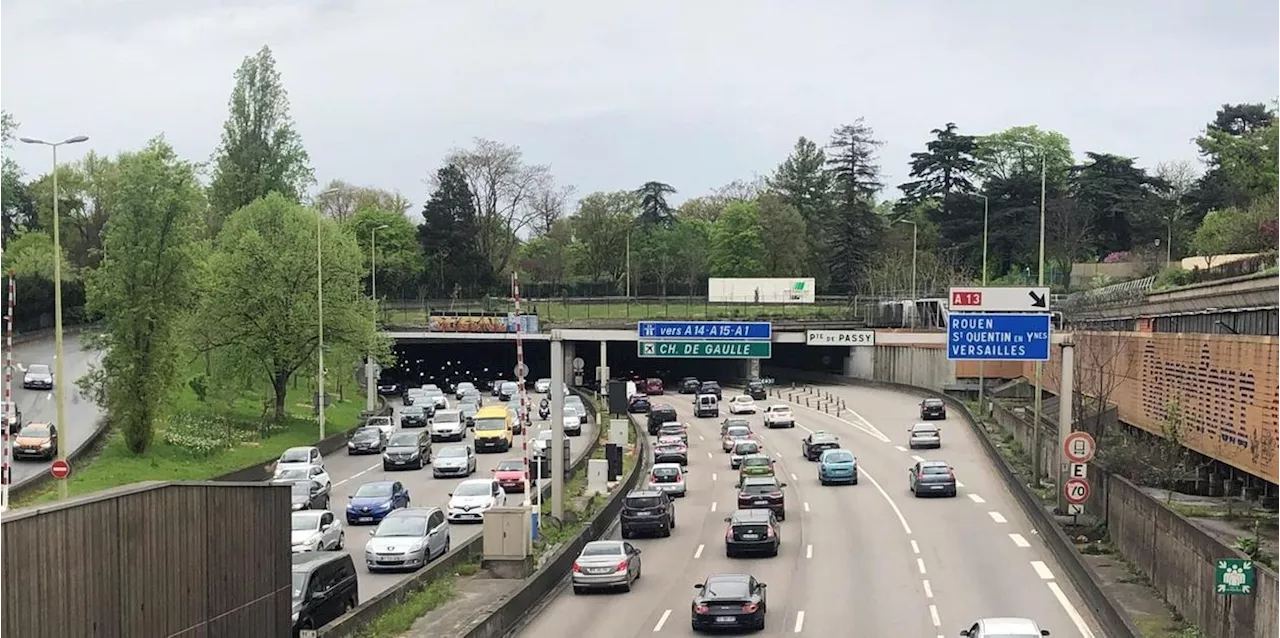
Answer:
[399,405,429,428]
[289,479,330,511]
[376,378,400,396]
[746,381,767,401]
[736,476,786,520]
[920,398,947,420]
[678,377,701,394]
[690,573,768,632]
[620,490,676,538]
[698,381,722,399]
[724,509,780,558]
[346,426,385,455]
[292,552,359,636]
[647,404,678,435]
[628,395,651,414]
[801,431,841,461]
[909,460,958,497]
[383,430,431,470]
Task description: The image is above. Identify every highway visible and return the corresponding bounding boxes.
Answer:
[320,393,598,604]
[519,381,1103,637]
[7,335,104,486]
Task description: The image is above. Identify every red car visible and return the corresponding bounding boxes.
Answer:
[493,459,528,492]
[644,378,664,395]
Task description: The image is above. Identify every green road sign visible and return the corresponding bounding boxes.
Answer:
[637,340,772,359]
[1215,558,1255,595]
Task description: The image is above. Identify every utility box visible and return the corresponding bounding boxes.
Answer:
[609,418,629,446]
[587,459,608,495]
[483,506,533,558]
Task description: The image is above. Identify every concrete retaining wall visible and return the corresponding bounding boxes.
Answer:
[869,345,955,390]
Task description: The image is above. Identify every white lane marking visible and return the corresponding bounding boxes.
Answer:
[988,511,1008,524]
[859,468,912,535]
[333,463,380,487]
[910,540,920,554]
[805,544,813,559]
[694,544,704,559]
[707,452,713,459]
[911,455,926,463]
[46,394,51,401]
[786,395,891,442]
[790,472,798,481]
[955,481,965,488]
[775,451,783,458]
[712,473,718,482]
[929,604,941,627]
[803,502,810,512]
[698,434,705,441]
[653,609,672,632]
[1047,581,1098,638]
[710,502,717,512]
[1009,533,1031,548]
[922,579,933,598]
[968,494,986,504]
[1030,560,1055,580]
[794,610,805,633]
[917,558,927,574]
[894,445,908,452]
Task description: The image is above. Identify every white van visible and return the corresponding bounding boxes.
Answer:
[625,380,639,398]
[694,393,719,418]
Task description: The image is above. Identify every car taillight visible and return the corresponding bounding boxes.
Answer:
[770,491,782,498]
[616,559,629,571]
[726,528,734,541]
[741,603,758,613]
[571,562,581,573]
[675,474,683,482]
[918,473,926,481]
[766,526,775,538]
[694,604,710,614]
[948,470,956,479]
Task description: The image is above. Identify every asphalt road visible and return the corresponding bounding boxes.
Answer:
[318,393,598,604]
[7,335,104,486]
[519,382,1103,637]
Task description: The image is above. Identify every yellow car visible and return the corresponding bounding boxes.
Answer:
[736,453,776,486]
[473,406,513,453]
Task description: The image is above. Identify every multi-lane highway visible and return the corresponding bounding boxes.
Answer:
[520,381,1102,637]
[321,394,598,603]
[7,335,104,485]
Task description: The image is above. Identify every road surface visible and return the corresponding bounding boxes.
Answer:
[7,335,104,486]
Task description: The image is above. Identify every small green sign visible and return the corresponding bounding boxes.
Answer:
[637,340,772,359]
[1215,559,1255,595]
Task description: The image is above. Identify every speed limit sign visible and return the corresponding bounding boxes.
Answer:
[1064,477,1091,505]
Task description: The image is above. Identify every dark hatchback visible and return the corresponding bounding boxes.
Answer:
[400,405,429,428]
[346,426,385,455]
[376,378,400,396]
[909,460,958,497]
[644,378,665,395]
[690,574,768,632]
[292,552,359,636]
[736,476,787,520]
[620,490,676,538]
[920,398,947,420]
[724,509,780,558]
[746,381,767,401]
[628,395,652,413]
[678,377,701,394]
[699,381,722,399]
[801,432,841,461]
[647,405,678,434]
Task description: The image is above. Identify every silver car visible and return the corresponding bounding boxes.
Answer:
[908,423,941,449]
[647,463,687,497]
[291,510,344,553]
[564,396,588,424]
[364,507,450,572]
[730,440,762,469]
[432,445,476,478]
[571,540,642,594]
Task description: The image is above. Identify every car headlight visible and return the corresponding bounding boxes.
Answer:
[381,500,394,509]
[40,441,52,449]
[347,442,356,448]
[407,541,426,552]
[292,503,304,511]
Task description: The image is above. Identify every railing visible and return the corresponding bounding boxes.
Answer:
[381,296,859,325]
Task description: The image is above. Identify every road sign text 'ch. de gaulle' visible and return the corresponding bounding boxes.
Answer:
[636,321,773,359]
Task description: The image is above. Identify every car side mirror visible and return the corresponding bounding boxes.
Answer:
[447,492,453,497]
[779,482,787,488]
[693,583,704,589]
[312,590,328,601]
[320,523,330,531]
[368,530,375,537]
[347,495,353,499]
[634,549,641,555]
[758,582,767,588]
[959,632,970,637]
[1040,632,1050,637]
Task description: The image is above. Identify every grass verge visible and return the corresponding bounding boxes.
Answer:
[353,559,481,638]
[964,399,1054,503]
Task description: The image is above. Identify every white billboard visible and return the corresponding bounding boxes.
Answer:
[708,278,816,304]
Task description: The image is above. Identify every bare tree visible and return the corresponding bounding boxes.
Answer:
[315,179,412,221]
[1051,331,1137,441]
[529,184,576,236]
[1154,160,1200,262]
[1046,196,1096,266]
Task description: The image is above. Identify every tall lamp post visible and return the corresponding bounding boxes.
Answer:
[366,224,388,412]
[977,194,990,411]
[894,219,918,328]
[1015,142,1049,485]
[19,134,89,499]
[313,189,338,439]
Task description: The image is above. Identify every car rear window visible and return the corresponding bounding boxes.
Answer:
[727,426,750,437]
[581,543,623,556]
[626,496,663,509]
[734,442,760,454]
[924,399,944,406]
[703,579,749,598]
[913,425,938,433]
[652,467,681,479]
[921,465,950,474]
[824,451,854,463]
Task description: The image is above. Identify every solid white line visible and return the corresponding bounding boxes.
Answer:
[653,609,672,632]
[968,494,986,504]
[922,579,933,598]
[910,540,920,554]
[917,558,927,574]
[786,395,891,442]
[794,610,806,633]
[694,544,704,559]
[790,472,798,481]
[1030,560,1055,580]
[1047,581,1098,638]
[710,502,717,512]
[929,604,941,627]
[911,455,926,463]
[860,468,912,535]
[803,502,810,512]
[988,511,1008,523]
[712,473,718,482]
[1009,533,1031,548]
[895,445,908,452]
[805,544,813,559]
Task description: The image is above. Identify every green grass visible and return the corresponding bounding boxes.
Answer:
[15,370,369,507]
[1133,613,1206,638]
[384,299,855,326]
[353,559,480,638]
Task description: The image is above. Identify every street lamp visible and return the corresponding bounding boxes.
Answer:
[1014,141,1049,485]
[20,134,89,499]
[894,219,918,328]
[313,187,342,439]
[366,224,389,412]
[977,194,990,411]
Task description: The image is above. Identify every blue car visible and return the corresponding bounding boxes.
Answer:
[345,480,411,525]
[818,449,858,485]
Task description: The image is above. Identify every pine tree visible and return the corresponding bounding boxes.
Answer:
[825,120,885,289]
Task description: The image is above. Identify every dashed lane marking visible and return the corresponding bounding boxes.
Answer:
[967,494,986,504]
[1047,581,1098,638]
[1030,560,1055,580]
[910,540,920,554]
[988,511,1007,524]
[917,558,927,574]
[805,544,813,559]
[794,610,806,633]
[929,604,941,627]
[922,579,933,598]
[694,544,704,559]
[712,473,718,482]
[861,468,912,535]
[653,609,672,632]
[1009,533,1031,548]
[955,481,965,488]
[333,463,380,487]
[803,502,810,512]
[911,455,927,463]
[707,452,713,459]
[790,472,798,481]
[894,445,908,452]
[710,502,717,512]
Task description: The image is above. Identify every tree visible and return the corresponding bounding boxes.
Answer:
[347,208,422,301]
[1,111,37,242]
[755,193,807,275]
[195,193,379,420]
[1,230,75,281]
[85,138,203,453]
[769,137,832,279]
[634,181,677,226]
[672,219,713,292]
[571,191,636,283]
[899,122,979,209]
[972,125,1074,184]
[419,165,490,297]
[825,120,886,288]
[1187,103,1279,218]
[632,224,680,295]
[207,46,315,233]
[518,219,574,284]
[709,201,765,277]
[316,179,412,222]
[530,184,576,236]
[1192,194,1279,261]
[1136,160,1201,260]
[1070,152,1162,254]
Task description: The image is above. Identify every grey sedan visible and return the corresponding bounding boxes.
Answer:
[571,540,642,594]
[907,423,941,449]
[432,445,476,478]
[909,460,957,497]
[364,508,450,572]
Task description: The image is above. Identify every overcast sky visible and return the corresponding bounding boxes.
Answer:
[3,0,1276,212]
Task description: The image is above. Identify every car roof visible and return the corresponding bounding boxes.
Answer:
[821,448,854,458]
[583,540,625,551]
[291,550,349,572]
[912,422,938,429]
[387,506,437,518]
[729,509,772,522]
[652,463,684,470]
[458,477,495,486]
[704,573,751,584]
[358,480,395,489]
[978,617,1043,632]
[626,489,665,498]
[660,421,684,428]
[920,460,950,468]
[284,445,318,453]
[740,475,778,486]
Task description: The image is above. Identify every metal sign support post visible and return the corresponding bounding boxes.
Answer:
[1,275,13,511]
[549,333,565,519]
[1056,342,1077,514]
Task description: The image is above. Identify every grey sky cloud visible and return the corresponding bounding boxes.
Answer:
[3,0,1276,211]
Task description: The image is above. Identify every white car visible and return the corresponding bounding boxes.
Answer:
[763,405,796,429]
[447,478,508,523]
[430,410,466,442]
[959,617,1050,637]
[562,406,583,435]
[272,464,332,492]
[728,395,758,414]
[275,446,324,475]
[403,387,427,406]
[532,429,553,457]
[534,378,552,393]
[291,510,344,553]
[365,416,395,438]
[647,463,688,497]
[424,389,449,410]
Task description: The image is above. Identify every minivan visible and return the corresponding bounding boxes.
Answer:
[292,551,359,635]
[694,393,719,418]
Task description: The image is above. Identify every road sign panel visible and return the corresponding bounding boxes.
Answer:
[1064,477,1090,504]
[50,459,70,480]
[806,330,876,346]
[947,313,1052,361]
[1215,558,1256,595]
[1066,503,1084,515]
[637,340,772,359]
[637,321,772,341]
[949,286,1051,312]
[1068,463,1088,479]
[1063,431,1097,463]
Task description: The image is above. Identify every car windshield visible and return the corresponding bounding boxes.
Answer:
[17,424,49,437]
[388,433,419,446]
[734,442,759,454]
[537,379,550,385]
[742,456,771,468]
[770,407,791,414]
[436,411,461,423]
[354,483,393,498]
[439,446,468,458]
[402,406,424,416]
[352,428,380,441]
[734,396,751,403]
[475,418,506,431]
[580,542,623,557]
[824,451,855,463]
[275,468,307,480]
[702,579,749,599]
[727,427,750,438]
[454,482,491,497]
[374,516,427,537]
[291,571,309,600]
[496,460,523,471]
[28,364,49,375]
[652,467,681,480]
[279,449,310,463]
[291,512,322,531]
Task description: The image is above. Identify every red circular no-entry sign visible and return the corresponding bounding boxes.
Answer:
[50,459,71,480]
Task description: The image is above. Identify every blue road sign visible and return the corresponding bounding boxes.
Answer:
[636,321,772,340]
[947,313,1051,361]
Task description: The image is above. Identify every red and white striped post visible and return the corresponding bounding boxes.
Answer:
[2,274,14,511]
[512,271,534,510]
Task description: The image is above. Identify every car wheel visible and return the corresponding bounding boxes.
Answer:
[819,478,828,486]
[662,526,672,538]
[621,528,631,539]
[778,511,786,521]
[336,532,345,550]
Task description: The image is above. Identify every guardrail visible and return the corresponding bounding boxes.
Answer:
[760,365,1141,638]
[315,387,618,637]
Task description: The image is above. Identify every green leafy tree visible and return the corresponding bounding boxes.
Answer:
[25,152,120,269]
[634,181,677,226]
[769,137,832,279]
[207,46,315,234]
[419,164,490,297]
[755,193,807,275]
[973,125,1074,184]
[571,191,637,283]
[86,138,204,453]
[633,224,684,295]
[709,201,765,277]
[2,230,75,281]
[1070,152,1164,254]
[825,120,885,288]
[347,208,421,300]
[1192,192,1279,262]
[1,111,37,241]
[196,193,379,420]
[899,122,979,207]
[672,219,713,292]
[1186,104,1277,218]
[316,179,412,222]
[518,220,575,284]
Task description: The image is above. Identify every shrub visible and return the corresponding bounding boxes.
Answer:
[161,412,285,457]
